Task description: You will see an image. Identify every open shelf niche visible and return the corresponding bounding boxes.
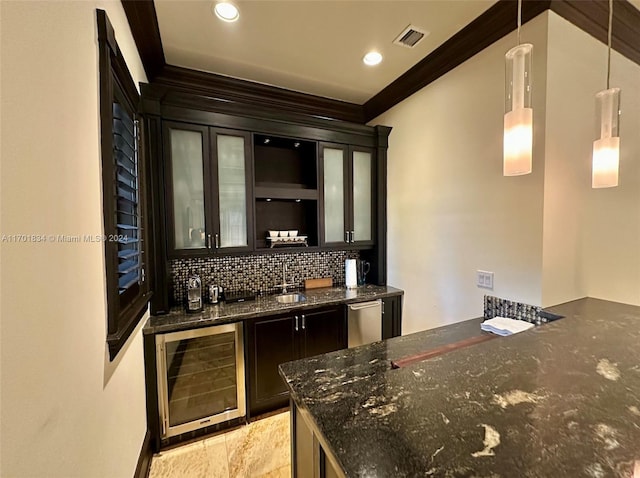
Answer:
[253,134,319,249]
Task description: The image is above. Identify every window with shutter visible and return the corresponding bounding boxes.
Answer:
[97,9,151,360]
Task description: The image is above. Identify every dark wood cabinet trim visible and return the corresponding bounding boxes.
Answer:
[550,0,640,69]
[143,333,161,451]
[134,429,152,478]
[371,126,392,285]
[139,88,377,147]
[362,0,552,122]
[154,65,364,124]
[125,1,639,123]
[121,0,165,80]
[146,114,170,315]
[363,0,640,122]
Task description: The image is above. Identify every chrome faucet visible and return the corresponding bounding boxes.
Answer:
[275,263,295,294]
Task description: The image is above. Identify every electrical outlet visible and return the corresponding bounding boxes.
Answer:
[477,270,494,290]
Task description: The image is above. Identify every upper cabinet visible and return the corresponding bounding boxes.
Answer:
[142,84,390,313]
[163,121,253,257]
[320,143,375,247]
[211,128,254,252]
[253,135,318,250]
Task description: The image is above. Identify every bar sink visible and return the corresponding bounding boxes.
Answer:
[276,293,306,304]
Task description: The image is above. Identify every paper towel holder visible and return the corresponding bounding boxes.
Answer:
[345,259,357,289]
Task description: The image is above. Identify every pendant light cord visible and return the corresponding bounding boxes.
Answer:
[517,0,522,45]
[607,0,613,89]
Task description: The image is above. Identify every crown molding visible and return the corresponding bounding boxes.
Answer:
[122,0,639,124]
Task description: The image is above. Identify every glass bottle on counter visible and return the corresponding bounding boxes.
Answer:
[186,272,203,313]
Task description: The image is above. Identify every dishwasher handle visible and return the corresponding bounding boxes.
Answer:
[348,300,382,311]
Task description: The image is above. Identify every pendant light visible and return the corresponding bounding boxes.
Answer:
[592,0,621,189]
[503,0,533,176]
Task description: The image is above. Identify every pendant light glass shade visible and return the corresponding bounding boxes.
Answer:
[592,88,621,188]
[504,43,533,176]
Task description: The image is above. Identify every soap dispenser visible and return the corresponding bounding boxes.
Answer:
[186,272,203,313]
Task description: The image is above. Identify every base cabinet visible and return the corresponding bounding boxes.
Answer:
[382,295,403,340]
[247,306,346,417]
[291,400,343,478]
[144,294,402,448]
[301,307,347,359]
[248,314,298,416]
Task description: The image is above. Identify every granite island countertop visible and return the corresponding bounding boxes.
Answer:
[280,298,640,477]
[144,285,403,335]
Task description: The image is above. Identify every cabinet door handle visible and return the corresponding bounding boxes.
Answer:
[350,231,354,243]
[345,231,349,243]
[215,233,220,249]
[295,316,299,332]
[207,234,212,249]
[301,314,306,330]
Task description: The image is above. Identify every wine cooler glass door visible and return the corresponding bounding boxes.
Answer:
[157,323,245,438]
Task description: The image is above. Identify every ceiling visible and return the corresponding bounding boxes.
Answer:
[154,0,498,104]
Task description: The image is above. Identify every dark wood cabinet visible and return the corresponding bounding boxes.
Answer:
[300,307,346,359]
[247,306,346,416]
[319,143,376,248]
[253,134,319,250]
[143,83,392,312]
[163,121,211,257]
[382,295,403,340]
[163,122,253,257]
[249,314,298,413]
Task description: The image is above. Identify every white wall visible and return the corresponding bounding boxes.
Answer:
[373,10,640,333]
[578,26,640,307]
[373,14,550,334]
[542,12,640,307]
[540,12,593,306]
[1,2,149,477]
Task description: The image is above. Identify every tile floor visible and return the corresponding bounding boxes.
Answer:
[149,411,291,478]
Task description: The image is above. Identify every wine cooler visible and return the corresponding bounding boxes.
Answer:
[156,322,245,438]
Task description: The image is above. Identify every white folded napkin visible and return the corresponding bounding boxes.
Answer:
[481,316,534,336]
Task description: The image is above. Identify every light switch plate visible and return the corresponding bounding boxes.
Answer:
[477,270,494,290]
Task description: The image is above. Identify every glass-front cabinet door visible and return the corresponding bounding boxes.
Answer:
[164,122,252,256]
[210,128,253,253]
[164,122,211,256]
[321,143,349,246]
[351,148,374,245]
[320,143,375,247]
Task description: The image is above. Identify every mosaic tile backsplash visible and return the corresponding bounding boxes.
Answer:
[484,295,548,326]
[171,250,360,305]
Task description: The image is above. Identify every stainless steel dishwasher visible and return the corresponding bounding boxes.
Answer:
[347,300,382,348]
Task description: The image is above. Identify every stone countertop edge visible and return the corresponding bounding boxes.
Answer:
[278,316,488,476]
[278,297,640,477]
[143,285,404,335]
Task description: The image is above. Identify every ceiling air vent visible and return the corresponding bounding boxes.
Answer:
[393,25,429,48]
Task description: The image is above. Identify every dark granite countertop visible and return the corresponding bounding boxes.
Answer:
[280,298,640,477]
[144,285,403,335]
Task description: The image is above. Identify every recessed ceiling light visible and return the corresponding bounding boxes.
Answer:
[213,2,239,22]
[363,51,383,66]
